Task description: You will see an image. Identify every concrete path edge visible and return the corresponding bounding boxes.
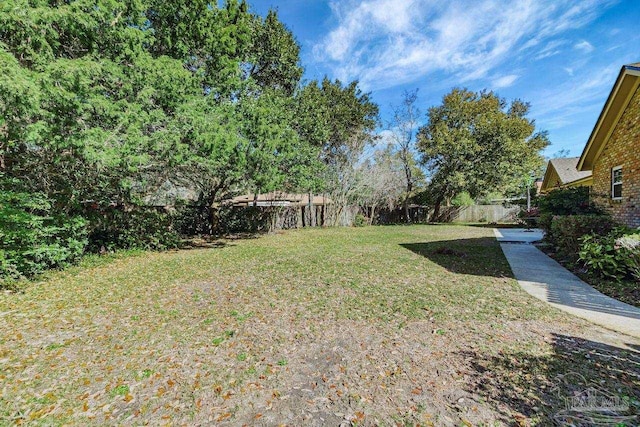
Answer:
[494,228,640,339]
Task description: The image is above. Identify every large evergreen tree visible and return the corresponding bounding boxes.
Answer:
[0,1,316,212]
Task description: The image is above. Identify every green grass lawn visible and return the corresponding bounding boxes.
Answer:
[1,225,638,425]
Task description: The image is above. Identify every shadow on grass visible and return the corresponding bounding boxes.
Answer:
[466,223,524,229]
[459,333,640,424]
[179,232,266,250]
[180,240,232,250]
[400,237,512,278]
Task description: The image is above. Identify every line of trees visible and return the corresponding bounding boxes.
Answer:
[356,88,549,223]
[0,0,380,279]
[0,0,549,281]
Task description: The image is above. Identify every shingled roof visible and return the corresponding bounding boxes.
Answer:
[551,157,592,184]
[540,157,592,193]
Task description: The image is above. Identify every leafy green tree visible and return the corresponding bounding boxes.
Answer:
[237,90,325,195]
[0,48,40,173]
[295,78,379,166]
[1,0,316,206]
[417,88,549,221]
[451,192,475,207]
[0,0,379,264]
[247,10,303,96]
[1,0,163,213]
[0,0,150,66]
[147,0,253,96]
[163,99,248,206]
[292,78,379,224]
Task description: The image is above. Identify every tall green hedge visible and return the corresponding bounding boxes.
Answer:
[0,191,88,281]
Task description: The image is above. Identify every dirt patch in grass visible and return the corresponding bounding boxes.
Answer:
[1,225,638,425]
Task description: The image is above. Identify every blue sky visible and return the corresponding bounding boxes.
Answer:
[251,0,640,157]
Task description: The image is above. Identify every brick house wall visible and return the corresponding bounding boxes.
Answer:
[591,85,640,227]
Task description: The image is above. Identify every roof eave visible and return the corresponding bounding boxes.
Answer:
[565,175,593,187]
[578,65,640,171]
[540,161,557,193]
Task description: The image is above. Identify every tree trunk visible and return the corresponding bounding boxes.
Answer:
[308,191,315,227]
[302,206,307,227]
[403,197,410,223]
[200,187,221,235]
[431,194,445,223]
[404,165,413,223]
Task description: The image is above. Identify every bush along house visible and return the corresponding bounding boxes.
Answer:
[577,62,640,227]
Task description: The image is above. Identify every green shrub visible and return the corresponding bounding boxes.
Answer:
[0,191,88,281]
[214,206,271,234]
[87,207,180,252]
[579,232,627,279]
[451,192,474,207]
[615,233,640,281]
[538,187,601,215]
[353,213,367,227]
[537,187,603,234]
[549,215,614,262]
[538,212,553,235]
[174,204,214,235]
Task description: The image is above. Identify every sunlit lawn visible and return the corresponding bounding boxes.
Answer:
[1,225,638,425]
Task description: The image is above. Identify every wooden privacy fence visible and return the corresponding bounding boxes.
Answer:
[440,205,520,223]
[216,203,520,232]
[265,204,519,229]
[216,204,359,233]
[267,204,358,230]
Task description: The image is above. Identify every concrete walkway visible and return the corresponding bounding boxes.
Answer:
[494,228,640,338]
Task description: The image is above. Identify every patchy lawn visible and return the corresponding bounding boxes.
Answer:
[1,225,638,426]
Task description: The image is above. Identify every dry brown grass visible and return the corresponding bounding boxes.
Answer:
[1,225,638,426]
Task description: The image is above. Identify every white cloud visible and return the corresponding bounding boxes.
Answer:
[534,39,568,60]
[319,0,421,62]
[531,63,619,128]
[574,40,594,53]
[313,0,616,90]
[492,74,519,88]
